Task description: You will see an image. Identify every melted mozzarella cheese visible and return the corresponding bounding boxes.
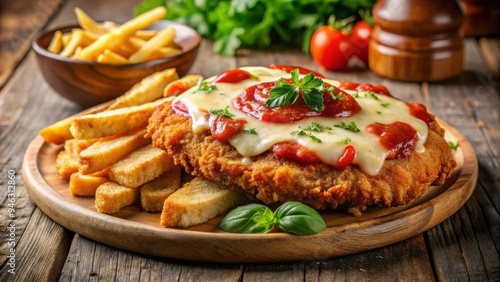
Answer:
[173,66,428,175]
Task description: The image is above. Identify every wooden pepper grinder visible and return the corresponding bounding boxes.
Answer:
[369,0,465,81]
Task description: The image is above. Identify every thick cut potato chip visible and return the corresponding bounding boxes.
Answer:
[108,69,178,110]
[109,144,174,188]
[56,151,79,180]
[70,98,169,139]
[79,130,150,175]
[64,138,99,157]
[40,116,74,145]
[95,182,139,213]
[70,172,109,196]
[140,166,182,212]
[161,177,246,227]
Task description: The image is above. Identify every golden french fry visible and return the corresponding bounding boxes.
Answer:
[56,151,79,180]
[127,36,147,49]
[129,27,175,63]
[97,49,129,65]
[163,74,202,97]
[70,172,109,196]
[78,130,150,175]
[75,7,109,35]
[64,138,99,157]
[140,166,181,212]
[133,30,158,40]
[60,29,84,57]
[48,30,63,53]
[78,7,166,60]
[114,7,167,37]
[101,21,119,30]
[62,33,72,47]
[95,182,139,213]
[161,177,247,227]
[70,98,169,139]
[108,69,178,109]
[109,144,174,188]
[40,116,74,145]
[148,46,182,60]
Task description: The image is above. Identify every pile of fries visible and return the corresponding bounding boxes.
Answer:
[40,69,246,227]
[47,7,182,64]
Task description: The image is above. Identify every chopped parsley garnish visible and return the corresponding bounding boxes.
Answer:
[291,127,322,143]
[305,121,323,132]
[447,141,459,151]
[266,69,325,112]
[376,111,382,114]
[334,121,361,133]
[368,91,379,100]
[353,92,360,98]
[324,86,343,101]
[290,122,336,142]
[380,102,390,108]
[209,106,234,118]
[336,137,352,145]
[244,127,257,135]
[195,78,217,94]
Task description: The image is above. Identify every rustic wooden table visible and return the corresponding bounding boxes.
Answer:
[1,0,499,281]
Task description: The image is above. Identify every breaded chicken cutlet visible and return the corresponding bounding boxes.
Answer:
[146,66,457,212]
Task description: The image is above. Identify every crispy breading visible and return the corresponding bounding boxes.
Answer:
[147,102,457,211]
[161,177,246,227]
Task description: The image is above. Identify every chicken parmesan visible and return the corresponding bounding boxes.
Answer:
[146,65,456,213]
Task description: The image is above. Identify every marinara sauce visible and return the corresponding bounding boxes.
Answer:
[365,122,418,159]
[233,81,361,123]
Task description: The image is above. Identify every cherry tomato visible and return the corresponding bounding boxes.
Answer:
[350,21,372,63]
[337,145,356,169]
[310,26,353,71]
[213,69,252,84]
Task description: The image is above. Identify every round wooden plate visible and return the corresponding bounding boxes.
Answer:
[22,105,478,263]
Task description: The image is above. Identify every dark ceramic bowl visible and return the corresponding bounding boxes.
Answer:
[32,20,201,107]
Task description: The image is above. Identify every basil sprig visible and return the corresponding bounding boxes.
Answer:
[219,201,326,235]
[266,69,326,112]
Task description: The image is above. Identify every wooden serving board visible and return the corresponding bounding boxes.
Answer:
[22,105,478,263]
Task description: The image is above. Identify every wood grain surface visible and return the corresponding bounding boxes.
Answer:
[1,0,499,280]
[22,114,477,262]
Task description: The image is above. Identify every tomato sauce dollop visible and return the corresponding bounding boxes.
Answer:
[365,122,418,159]
[233,81,361,123]
[213,69,253,84]
[207,113,247,144]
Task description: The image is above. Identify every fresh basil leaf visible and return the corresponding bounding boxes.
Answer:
[302,76,323,89]
[302,88,324,112]
[266,84,298,108]
[290,69,300,84]
[274,202,326,235]
[218,204,274,234]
